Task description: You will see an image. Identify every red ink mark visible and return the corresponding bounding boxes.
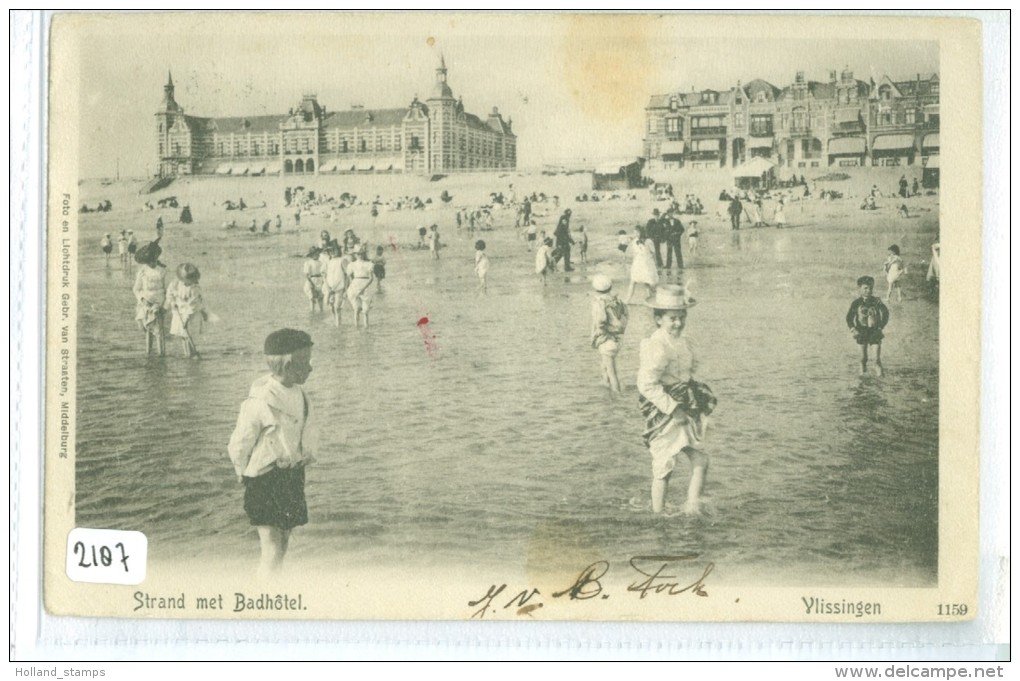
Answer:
[388,235,400,252]
[417,315,440,359]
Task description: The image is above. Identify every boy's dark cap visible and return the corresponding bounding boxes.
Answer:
[857,275,876,287]
[264,329,314,356]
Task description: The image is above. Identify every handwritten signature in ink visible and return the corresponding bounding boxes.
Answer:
[467,555,714,619]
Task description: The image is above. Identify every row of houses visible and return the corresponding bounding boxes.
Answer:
[155,57,516,178]
[643,68,939,171]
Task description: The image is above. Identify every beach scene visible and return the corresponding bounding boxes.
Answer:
[74,164,940,586]
[51,15,956,604]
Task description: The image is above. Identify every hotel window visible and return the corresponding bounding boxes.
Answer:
[359,139,367,152]
[252,141,260,155]
[906,110,916,125]
[269,140,279,154]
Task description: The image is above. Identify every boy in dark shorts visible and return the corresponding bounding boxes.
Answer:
[846,276,890,376]
[228,329,314,580]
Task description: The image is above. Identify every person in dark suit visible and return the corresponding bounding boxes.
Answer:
[663,210,685,270]
[554,209,575,272]
[647,208,664,268]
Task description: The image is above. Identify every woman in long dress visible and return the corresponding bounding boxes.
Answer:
[625,226,659,304]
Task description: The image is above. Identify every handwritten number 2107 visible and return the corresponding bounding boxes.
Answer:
[73,541,130,572]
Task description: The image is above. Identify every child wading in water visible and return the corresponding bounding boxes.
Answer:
[687,221,700,258]
[577,225,589,264]
[474,239,490,293]
[100,233,113,263]
[228,329,315,581]
[637,284,717,514]
[346,247,376,327]
[846,275,890,376]
[322,243,348,327]
[428,224,441,260]
[372,245,387,293]
[302,247,325,313]
[166,263,207,358]
[535,237,555,285]
[590,274,629,392]
[132,240,168,356]
[884,244,906,303]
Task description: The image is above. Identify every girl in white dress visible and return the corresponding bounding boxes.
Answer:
[884,244,906,302]
[166,263,207,358]
[625,227,659,305]
[132,240,167,356]
[345,248,376,327]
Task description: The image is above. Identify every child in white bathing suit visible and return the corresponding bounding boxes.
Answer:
[302,248,325,313]
[884,244,906,303]
[474,240,490,293]
[322,244,348,327]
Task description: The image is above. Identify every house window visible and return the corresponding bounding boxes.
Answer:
[735,112,745,128]
[879,85,892,101]
[906,110,916,125]
[756,91,767,103]
[648,118,658,133]
[666,118,681,135]
[750,115,773,136]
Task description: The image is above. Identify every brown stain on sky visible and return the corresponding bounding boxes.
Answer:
[562,15,657,124]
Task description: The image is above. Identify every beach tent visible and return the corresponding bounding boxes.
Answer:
[732,157,776,189]
[592,158,644,190]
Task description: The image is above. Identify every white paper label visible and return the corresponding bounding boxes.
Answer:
[66,528,147,585]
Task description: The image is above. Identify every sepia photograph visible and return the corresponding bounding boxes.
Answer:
[41,12,983,623]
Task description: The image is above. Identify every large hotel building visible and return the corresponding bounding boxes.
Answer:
[643,69,939,171]
[155,58,516,178]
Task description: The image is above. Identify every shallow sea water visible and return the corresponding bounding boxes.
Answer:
[74,191,939,586]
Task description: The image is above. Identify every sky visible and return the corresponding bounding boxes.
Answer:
[57,12,940,178]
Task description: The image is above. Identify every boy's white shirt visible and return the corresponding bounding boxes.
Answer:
[227,374,314,478]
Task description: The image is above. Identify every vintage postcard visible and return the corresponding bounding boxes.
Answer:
[42,12,984,623]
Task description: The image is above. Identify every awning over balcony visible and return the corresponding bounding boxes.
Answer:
[827,137,866,155]
[231,164,249,175]
[356,161,374,171]
[250,165,265,175]
[215,164,231,175]
[748,136,774,150]
[264,162,281,175]
[321,160,339,172]
[660,141,686,156]
[922,133,939,150]
[872,134,916,152]
[924,155,939,169]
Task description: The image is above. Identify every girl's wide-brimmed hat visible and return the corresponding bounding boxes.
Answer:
[647,284,697,310]
[134,240,162,265]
